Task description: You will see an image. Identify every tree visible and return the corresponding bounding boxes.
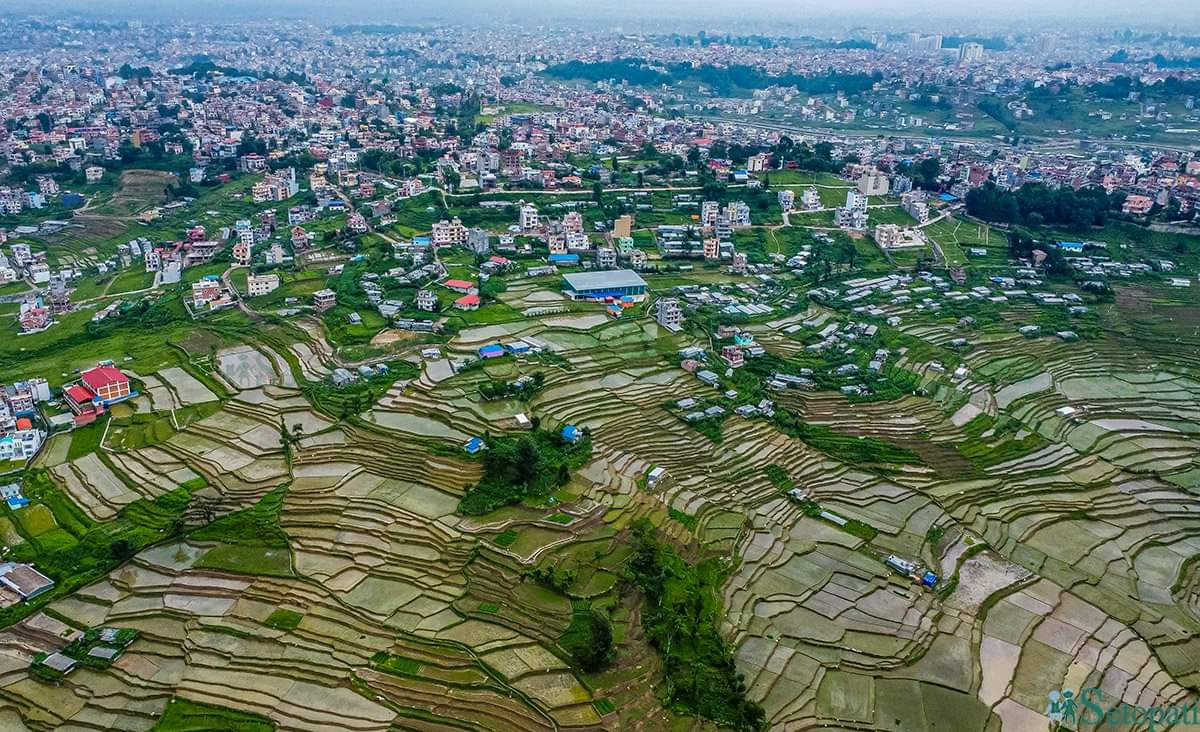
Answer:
[561,610,613,672]
[914,157,941,189]
[110,539,135,560]
[514,438,539,485]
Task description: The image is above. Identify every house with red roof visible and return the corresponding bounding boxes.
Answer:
[442,278,478,295]
[81,365,131,404]
[64,364,135,425]
[454,294,481,311]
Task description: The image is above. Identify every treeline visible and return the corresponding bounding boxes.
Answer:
[1152,54,1200,68]
[965,181,1116,228]
[767,138,847,174]
[977,98,1019,131]
[626,520,766,731]
[544,58,880,95]
[168,60,309,86]
[1088,75,1200,101]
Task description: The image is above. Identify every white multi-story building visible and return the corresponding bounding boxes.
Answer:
[901,191,931,224]
[778,190,795,211]
[874,224,903,249]
[416,289,438,312]
[519,203,540,232]
[836,190,869,231]
[431,218,468,246]
[858,172,890,196]
[246,273,280,297]
[726,201,751,228]
[566,231,592,252]
[656,298,683,332]
[0,425,42,461]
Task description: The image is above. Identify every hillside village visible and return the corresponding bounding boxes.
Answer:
[0,13,1195,732]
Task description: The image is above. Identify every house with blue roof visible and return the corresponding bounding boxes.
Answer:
[464,437,487,454]
[561,425,581,444]
[1057,241,1085,252]
[0,483,27,510]
[478,344,505,359]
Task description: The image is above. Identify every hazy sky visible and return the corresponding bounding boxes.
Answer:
[0,0,1192,29]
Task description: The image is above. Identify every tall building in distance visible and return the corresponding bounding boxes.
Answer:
[914,34,943,52]
[959,42,984,63]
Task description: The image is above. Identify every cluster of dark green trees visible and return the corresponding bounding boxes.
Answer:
[766,138,844,173]
[626,520,766,731]
[560,608,613,673]
[1006,232,1072,276]
[965,181,1119,228]
[545,58,879,97]
[458,429,591,515]
[478,372,545,401]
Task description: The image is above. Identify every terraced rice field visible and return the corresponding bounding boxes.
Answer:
[3,272,1200,732]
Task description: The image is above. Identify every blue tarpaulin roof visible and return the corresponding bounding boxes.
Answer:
[464,437,486,453]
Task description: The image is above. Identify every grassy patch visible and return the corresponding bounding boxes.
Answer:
[370,651,422,676]
[494,530,519,547]
[843,519,878,542]
[190,485,289,547]
[764,464,790,489]
[262,609,303,631]
[668,508,698,532]
[774,411,923,467]
[561,604,614,673]
[194,543,293,577]
[152,697,276,732]
[66,418,108,461]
